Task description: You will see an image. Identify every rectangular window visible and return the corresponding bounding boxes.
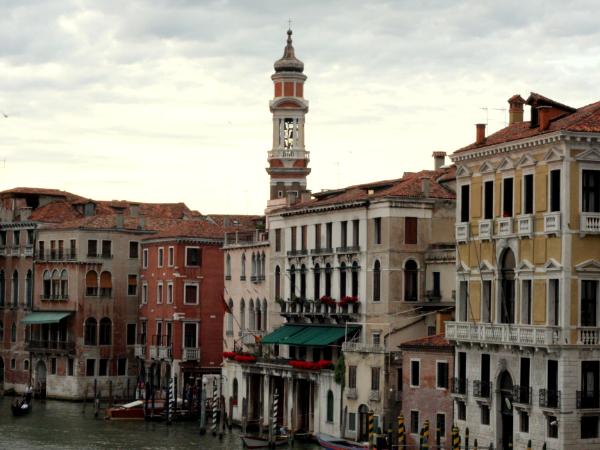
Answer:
[348,412,356,431]
[341,221,348,247]
[167,282,173,304]
[185,247,201,266]
[275,229,281,252]
[520,411,529,433]
[458,352,467,394]
[158,247,164,267]
[398,368,403,391]
[184,284,199,304]
[157,283,163,304]
[314,224,321,250]
[87,240,97,257]
[13,230,20,246]
[436,413,446,438]
[374,218,382,244]
[129,241,139,259]
[326,222,332,249]
[481,404,490,425]
[168,247,174,266]
[371,367,380,391]
[523,174,534,214]
[547,360,558,408]
[58,240,64,259]
[437,361,449,389]
[353,219,359,246]
[50,240,56,259]
[99,358,109,376]
[183,322,197,348]
[143,249,148,268]
[549,279,560,326]
[581,280,598,327]
[482,280,492,323]
[38,240,44,258]
[69,239,76,259]
[410,410,419,434]
[348,365,357,389]
[581,415,599,440]
[301,225,307,251]
[460,185,470,223]
[51,357,57,375]
[503,177,514,217]
[550,169,561,212]
[68,358,74,376]
[128,275,138,296]
[117,358,127,376]
[290,227,297,251]
[583,169,600,213]
[142,283,148,304]
[433,272,441,297]
[459,281,468,322]
[101,240,111,258]
[127,323,137,346]
[410,360,420,387]
[547,415,558,439]
[372,332,381,347]
[484,180,494,219]
[457,401,466,421]
[521,357,531,389]
[521,280,532,325]
[86,359,95,376]
[405,217,418,244]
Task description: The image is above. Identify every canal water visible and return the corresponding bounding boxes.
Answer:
[0,397,321,450]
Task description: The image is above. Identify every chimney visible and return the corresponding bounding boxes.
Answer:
[538,105,552,131]
[508,94,525,125]
[432,151,446,170]
[476,123,486,145]
[421,177,431,197]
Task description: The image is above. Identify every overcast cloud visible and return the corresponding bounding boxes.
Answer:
[0,0,598,214]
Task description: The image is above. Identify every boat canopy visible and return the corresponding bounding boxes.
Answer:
[261,324,360,347]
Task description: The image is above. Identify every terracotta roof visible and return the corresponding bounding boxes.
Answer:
[144,219,230,240]
[400,334,452,349]
[29,201,83,223]
[277,166,456,213]
[206,214,263,229]
[0,187,84,201]
[454,94,600,154]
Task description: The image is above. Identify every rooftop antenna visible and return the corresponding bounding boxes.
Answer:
[481,107,508,127]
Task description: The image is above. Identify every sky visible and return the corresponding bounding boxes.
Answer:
[0,0,599,215]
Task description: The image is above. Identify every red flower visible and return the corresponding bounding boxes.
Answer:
[339,296,359,306]
[288,359,333,370]
[234,354,257,363]
[223,351,237,360]
[319,295,336,306]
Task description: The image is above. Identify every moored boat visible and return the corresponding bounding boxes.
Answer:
[241,435,289,448]
[104,399,165,420]
[316,433,368,450]
[11,399,32,417]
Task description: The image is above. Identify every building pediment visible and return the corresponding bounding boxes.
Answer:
[479,260,495,273]
[457,261,470,274]
[575,147,600,163]
[543,147,564,162]
[515,153,537,168]
[575,259,600,272]
[479,160,496,174]
[543,258,562,272]
[497,156,515,172]
[516,259,535,273]
[456,164,472,178]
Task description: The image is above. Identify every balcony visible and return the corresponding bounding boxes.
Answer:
[539,389,561,409]
[36,250,77,261]
[9,246,20,256]
[446,321,563,347]
[281,300,360,323]
[544,212,561,234]
[577,391,600,409]
[513,385,532,405]
[473,380,492,399]
[310,247,334,255]
[150,346,159,359]
[287,249,308,257]
[268,149,310,160]
[581,212,600,234]
[479,220,492,240]
[346,388,357,400]
[451,377,468,396]
[517,215,533,237]
[134,344,146,358]
[26,339,75,355]
[342,341,386,354]
[182,347,201,361]
[24,245,34,257]
[368,390,381,402]
[455,223,469,242]
[40,294,69,302]
[336,245,361,254]
[496,217,512,236]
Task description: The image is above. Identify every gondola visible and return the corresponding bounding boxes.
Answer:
[241,434,289,448]
[11,399,32,417]
[316,433,368,450]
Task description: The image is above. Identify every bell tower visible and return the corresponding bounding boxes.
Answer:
[266,29,310,203]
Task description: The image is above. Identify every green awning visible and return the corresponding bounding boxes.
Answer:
[22,312,72,324]
[261,324,360,347]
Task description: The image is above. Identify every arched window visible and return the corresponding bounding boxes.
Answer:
[86,270,98,296]
[241,254,246,279]
[25,270,32,307]
[0,270,4,307]
[240,299,246,331]
[500,249,516,324]
[227,299,234,335]
[261,253,266,281]
[290,265,296,300]
[275,266,281,299]
[0,320,3,341]
[352,261,359,297]
[325,264,332,297]
[84,318,97,345]
[300,265,307,299]
[256,299,262,331]
[60,270,68,299]
[11,322,16,342]
[51,269,60,298]
[314,264,321,300]
[42,270,51,299]
[225,254,231,278]
[373,261,381,302]
[100,271,112,297]
[326,390,334,422]
[404,260,418,301]
[249,299,255,330]
[99,318,112,345]
[232,378,239,406]
[251,253,257,279]
[11,270,18,307]
[262,299,268,331]
[340,262,347,298]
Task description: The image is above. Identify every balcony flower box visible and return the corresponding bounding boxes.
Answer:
[319,296,336,306]
[223,351,237,360]
[288,359,333,371]
[234,354,257,363]
[339,296,358,306]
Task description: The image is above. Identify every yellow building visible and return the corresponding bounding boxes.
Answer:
[446,93,600,450]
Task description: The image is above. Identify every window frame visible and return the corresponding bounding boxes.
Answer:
[185,246,201,267]
[436,360,449,389]
[168,246,175,267]
[129,241,139,259]
[142,248,148,268]
[410,359,420,388]
[184,282,200,305]
[522,171,535,215]
[157,247,164,268]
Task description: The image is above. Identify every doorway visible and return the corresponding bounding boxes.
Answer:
[358,404,369,441]
[498,370,514,450]
[499,249,515,323]
[35,360,47,398]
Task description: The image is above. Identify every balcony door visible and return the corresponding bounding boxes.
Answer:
[581,280,598,327]
[582,361,599,408]
[499,248,515,324]
[498,370,514,450]
[183,323,197,348]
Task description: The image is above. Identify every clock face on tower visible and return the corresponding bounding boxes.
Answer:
[284,118,295,149]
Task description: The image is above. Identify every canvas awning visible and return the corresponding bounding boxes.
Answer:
[260,324,360,347]
[22,312,72,324]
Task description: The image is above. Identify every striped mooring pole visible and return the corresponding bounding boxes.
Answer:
[397,413,406,446]
[271,388,279,442]
[452,425,460,450]
[465,427,469,450]
[211,379,218,436]
[422,419,429,449]
[368,410,374,450]
[166,377,173,425]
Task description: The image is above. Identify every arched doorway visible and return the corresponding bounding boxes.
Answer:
[358,404,369,441]
[498,370,514,450]
[35,360,47,399]
[499,249,515,323]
